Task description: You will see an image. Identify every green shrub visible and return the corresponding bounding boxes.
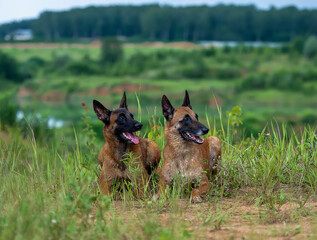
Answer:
[20,57,46,79]
[303,36,317,59]
[0,51,23,82]
[222,45,231,54]
[202,46,217,57]
[180,53,207,79]
[100,37,123,65]
[44,55,72,74]
[209,65,241,80]
[65,61,100,75]
[0,95,18,130]
[301,110,317,125]
[19,114,55,142]
[237,68,317,92]
[283,36,306,54]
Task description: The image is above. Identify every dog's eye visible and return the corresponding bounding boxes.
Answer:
[184,115,191,122]
[119,114,125,121]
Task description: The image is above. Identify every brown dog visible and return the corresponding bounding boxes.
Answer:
[156,91,221,203]
[93,92,161,197]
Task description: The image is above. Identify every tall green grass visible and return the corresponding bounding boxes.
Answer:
[0,104,316,239]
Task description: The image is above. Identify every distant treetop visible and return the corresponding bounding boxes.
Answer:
[0,4,316,42]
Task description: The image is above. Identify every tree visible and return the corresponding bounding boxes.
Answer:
[100,37,123,65]
[303,36,317,59]
[0,51,22,82]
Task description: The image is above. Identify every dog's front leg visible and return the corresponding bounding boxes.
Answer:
[99,166,113,195]
[190,174,210,203]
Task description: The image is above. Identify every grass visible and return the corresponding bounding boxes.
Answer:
[0,103,316,239]
[1,44,317,135]
[0,44,182,62]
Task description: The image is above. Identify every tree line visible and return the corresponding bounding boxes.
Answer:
[0,4,317,42]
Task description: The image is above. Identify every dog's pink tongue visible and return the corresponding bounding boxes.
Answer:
[194,135,204,143]
[125,132,139,144]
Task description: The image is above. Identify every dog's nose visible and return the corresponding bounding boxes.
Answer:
[134,122,143,130]
[202,127,209,135]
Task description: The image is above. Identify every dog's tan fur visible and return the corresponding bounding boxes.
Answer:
[157,91,221,202]
[94,94,161,197]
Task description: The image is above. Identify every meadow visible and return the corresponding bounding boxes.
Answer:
[0,42,317,239]
[1,105,317,239]
[1,42,317,136]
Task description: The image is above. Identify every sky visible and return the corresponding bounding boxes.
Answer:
[1,0,317,24]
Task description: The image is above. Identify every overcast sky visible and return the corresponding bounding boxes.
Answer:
[1,0,317,24]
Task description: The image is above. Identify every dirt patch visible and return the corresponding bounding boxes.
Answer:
[209,96,223,108]
[0,41,199,50]
[74,83,159,97]
[165,42,201,49]
[0,131,10,141]
[0,42,100,49]
[135,42,165,48]
[77,87,111,97]
[103,198,317,239]
[112,83,160,94]
[17,86,37,98]
[126,41,200,49]
[41,91,65,102]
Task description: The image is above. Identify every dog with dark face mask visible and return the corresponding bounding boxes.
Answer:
[93,92,161,197]
[156,90,221,203]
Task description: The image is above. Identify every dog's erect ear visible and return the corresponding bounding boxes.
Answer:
[162,95,175,121]
[119,91,128,109]
[182,90,192,109]
[93,100,111,124]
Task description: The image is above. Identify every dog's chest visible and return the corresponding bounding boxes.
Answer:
[175,151,202,180]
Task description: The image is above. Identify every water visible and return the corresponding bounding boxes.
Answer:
[16,110,64,129]
[199,41,282,48]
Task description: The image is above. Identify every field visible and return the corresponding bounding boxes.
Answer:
[1,42,317,135]
[0,42,317,239]
[1,109,317,239]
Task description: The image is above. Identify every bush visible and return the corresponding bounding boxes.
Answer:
[301,110,317,125]
[209,65,242,80]
[180,52,207,79]
[202,46,217,57]
[0,95,18,130]
[65,61,100,75]
[44,55,72,74]
[20,57,46,79]
[19,113,55,142]
[0,51,23,82]
[236,67,317,92]
[100,37,123,65]
[303,36,317,59]
[282,36,306,54]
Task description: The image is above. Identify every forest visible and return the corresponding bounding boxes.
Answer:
[1,4,317,41]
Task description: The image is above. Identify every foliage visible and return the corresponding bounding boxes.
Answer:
[100,37,123,65]
[1,44,317,134]
[303,36,317,59]
[65,60,100,75]
[226,106,243,128]
[0,51,23,82]
[2,5,317,42]
[237,68,317,92]
[0,95,18,130]
[19,57,46,79]
[0,106,316,239]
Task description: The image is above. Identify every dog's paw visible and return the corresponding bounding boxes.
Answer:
[152,194,160,201]
[191,195,202,203]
